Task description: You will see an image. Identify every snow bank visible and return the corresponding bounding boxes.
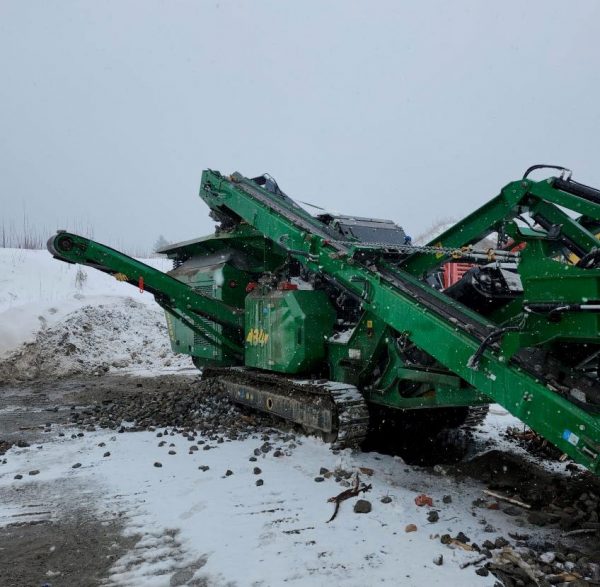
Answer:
[0,248,190,377]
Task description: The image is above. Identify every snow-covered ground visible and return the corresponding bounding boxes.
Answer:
[0,248,569,586]
[0,414,540,587]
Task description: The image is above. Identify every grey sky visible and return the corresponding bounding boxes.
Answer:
[1,1,599,252]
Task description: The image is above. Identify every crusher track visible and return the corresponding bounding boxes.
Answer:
[202,367,370,449]
[202,368,488,449]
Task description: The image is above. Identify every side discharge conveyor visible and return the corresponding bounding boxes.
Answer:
[48,165,600,473]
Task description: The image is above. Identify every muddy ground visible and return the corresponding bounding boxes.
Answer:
[0,375,196,587]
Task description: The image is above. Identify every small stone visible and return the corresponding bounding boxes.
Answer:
[256,479,264,486]
[527,511,551,526]
[433,554,443,566]
[253,448,261,456]
[482,540,495,550]
[442,495,452,504]
[168,450,176,455]
[198,465,209,472]
[103,452,111,457]
[158,441,166,447]
[319,467,329,475]
[72,463,82,469]
[381,496,392,504]
[314,476,325,483]
[494,537,509,548]
[225,469,233,476]
[354,499,372,514]
[475,567,489,577]
[503,506,521,516]
[98,442,106,447]
[189,445,198,452]
[405,524,417,533]
[455,531,470,543]
[154,462,162,468]
[440,534,452,545]
[253,467,262,475]
[156,432,163,437]
[14,474,23,480]
[273,450,283,457]
[203,445,211,451]
[427,511,439,523]
[249,456,257,462]
[540,552,556,564]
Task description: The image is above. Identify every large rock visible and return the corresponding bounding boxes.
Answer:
[354,499,372,514]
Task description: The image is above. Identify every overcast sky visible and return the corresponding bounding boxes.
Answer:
[1,1,599,252]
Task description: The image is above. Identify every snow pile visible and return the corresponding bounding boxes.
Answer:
[0,298,190,382]
[0,248,190,379]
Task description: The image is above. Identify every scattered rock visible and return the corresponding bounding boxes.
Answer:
[319,467,329,475]
[405,524,417,533]
[433,554,443,566]
[381,496,392,504]
[475,567,489,577]
[314,476,325,483]
[415,494,433,507]
[14,474,23,480]
[154,462,162,468]
[527,511,552,526]
[198,465,209,472]
[225,469,233,476]
[168,450,176,455]
[539,552,556,564]
[103,452,111,457]
[442,495,452,504]
[494,537,509,548]
[253,467,262,475]
[256,479,264,486]
[249,456,257,462]
[71,463,82,469]
[427,511,439,523]
[28,470,40,476]
[354,500,372,514]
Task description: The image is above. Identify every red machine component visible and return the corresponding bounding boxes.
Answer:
[442,262,473,288]
[278,281,298,291]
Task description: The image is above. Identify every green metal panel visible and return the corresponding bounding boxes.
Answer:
[245,290,335,374]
